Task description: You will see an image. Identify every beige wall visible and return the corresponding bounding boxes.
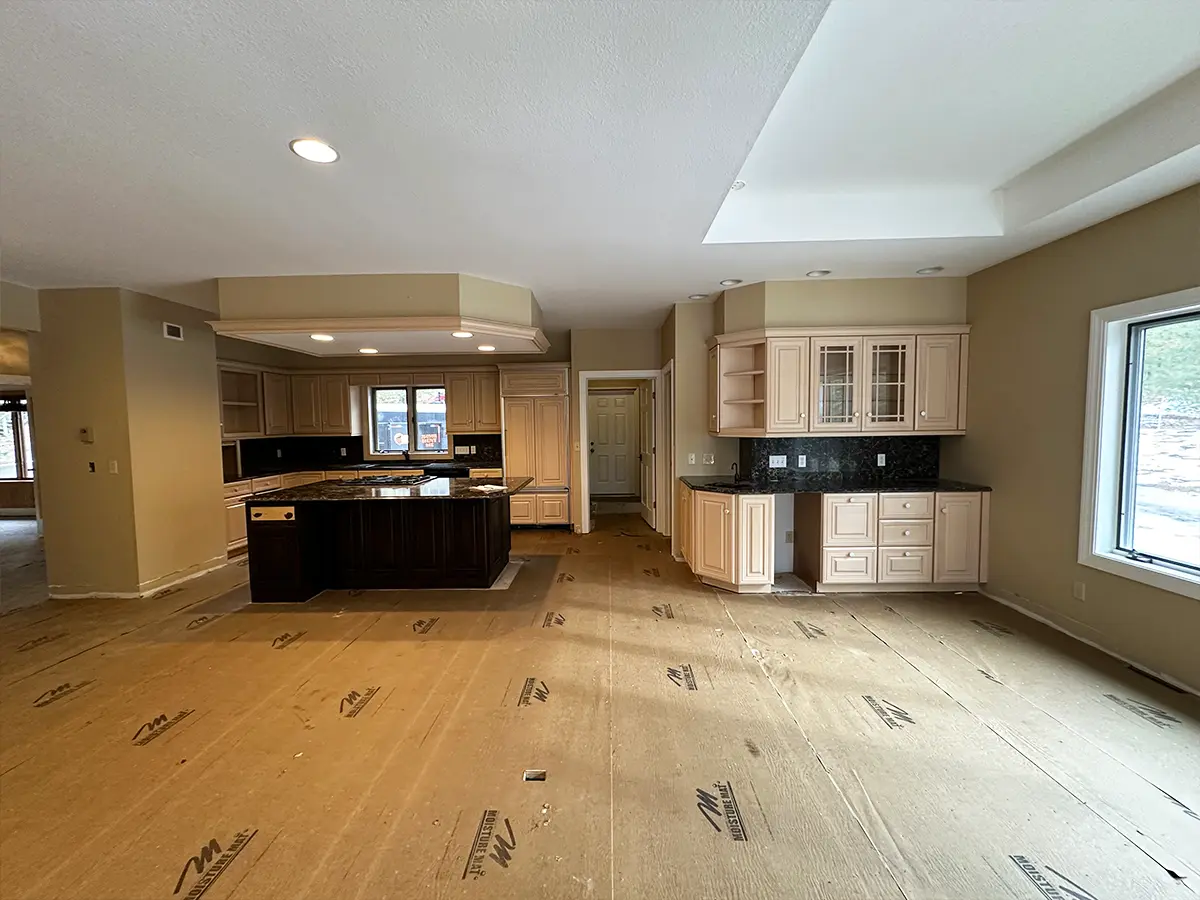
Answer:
[30,289,140,594]
[942,185,1200,689]
[0,330,30,376]
[673,303,738,478]
[121,290,226,591]
[764,277,967,327]
[659,306,676,364]
[716,282,768,332]
[1,281,41,331]
[458,275,538,326]
[218,274,462,319]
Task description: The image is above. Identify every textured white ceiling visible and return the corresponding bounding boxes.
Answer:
[1,0,1198,330]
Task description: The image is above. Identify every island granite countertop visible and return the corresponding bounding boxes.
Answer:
[245,476,533,502]
[679,474,991,495]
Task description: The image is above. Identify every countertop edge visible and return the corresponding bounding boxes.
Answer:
[679,476,992,495]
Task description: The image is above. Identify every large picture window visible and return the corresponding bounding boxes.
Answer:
[1080,287,1200,600]
[0,396,34,480]
[1118,313,1200,572]
[369,384,448,455]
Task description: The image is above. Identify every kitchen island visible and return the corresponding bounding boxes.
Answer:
[244,476,533,601]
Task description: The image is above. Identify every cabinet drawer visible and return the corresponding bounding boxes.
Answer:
[821,547,877,584]
[878,520,934,547]
[248,506,296,523]
[251,475,282,492]
[510,494,537,524]
[469,468,504,478]
[224,480,252,498]
[878,547,933,583]
[536,493,569,524]
[879,492,934,519]
[280,472,323,488]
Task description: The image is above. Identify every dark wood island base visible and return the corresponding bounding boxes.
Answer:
[244,477,532,602]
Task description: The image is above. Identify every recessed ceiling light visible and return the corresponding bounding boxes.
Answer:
[688,294,707,301]
[310,333,334,342]
[451,331,474,339]
[289,138,339,164]
[730,180,746,191]
[719,279,742,287]
[477,345,496,352]
[806,270,831,277]
[916,266,944,275]
[358,347,378,354]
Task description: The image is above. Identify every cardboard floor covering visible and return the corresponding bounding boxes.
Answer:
[1,514,1197,899]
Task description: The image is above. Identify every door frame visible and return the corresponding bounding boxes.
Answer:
[577,369,662,535]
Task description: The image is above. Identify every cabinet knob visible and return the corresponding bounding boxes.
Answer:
[724,508,731,515]
[903,502,911,508]
[800,413,806,418]
[903,530,911,536]
[920,410,927,417]
[940,508,948,514]
[853,412,859,418]
[903,551,911,557]
[847,552,854,557]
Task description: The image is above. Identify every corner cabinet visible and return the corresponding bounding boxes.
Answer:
[708,326,969,438]
[690,487,775,592]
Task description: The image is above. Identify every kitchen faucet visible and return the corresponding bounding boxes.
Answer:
[731,462,740,481]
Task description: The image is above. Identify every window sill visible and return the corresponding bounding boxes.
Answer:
[1081,550,1200,601]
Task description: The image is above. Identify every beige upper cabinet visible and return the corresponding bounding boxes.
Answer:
[915,335,963,431]
[290,375,322,434]
[810,337,862,432]
[707,345,720,434]
[446,373,476,432]
[503,398,536,480]
[320,374,352,433]
[693,491,734,582]
[500,366,568,396]
[934,492,982,582]
[862,336,916,432]
[262,372,292,435]
[218,367,264,439]
[766,338,809,434]
[533,396,568,487]
[473,371,502,431]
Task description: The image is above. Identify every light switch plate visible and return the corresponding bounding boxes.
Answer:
[455,446,469,455]
[769,455,787,468]
[339,447,347,457]
[796,455,807,468]
[688,453,696,465]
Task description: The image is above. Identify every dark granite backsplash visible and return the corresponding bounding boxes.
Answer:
[739,436,940,481]
[451,434,503,465]
[240,435,364,476]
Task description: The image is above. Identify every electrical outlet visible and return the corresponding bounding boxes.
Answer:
[1072,581,1086,601]
[769,455,787,468]
[339,447,347,457]
[877,453,886,467]
[702,453,715,465]
[688,453,696,465]
[108,459,119,474]
[785,530,795,544]
[88,461,96,473]
[796,455,807,468]
[470,445,476,454]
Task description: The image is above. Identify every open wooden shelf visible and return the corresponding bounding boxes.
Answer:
[724,398,764,404]
[725,369,765,377]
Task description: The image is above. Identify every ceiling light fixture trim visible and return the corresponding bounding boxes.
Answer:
[719,279,742,286]
[477,345,496,352]
[358,347,379,354]
[289,137,339,164]
[916,266,945,275]
[310,333,335,341]
[806,270,831,277]
[451,331,473,338]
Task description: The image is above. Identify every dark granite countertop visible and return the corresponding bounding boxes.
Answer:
[226,461,502,484]
[245,476,533,502]
[679,475,991,495]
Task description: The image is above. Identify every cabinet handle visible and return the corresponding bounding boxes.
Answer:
[903,530,911,536]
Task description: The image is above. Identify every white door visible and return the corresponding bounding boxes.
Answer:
[638,383,655,528]
[588,393,637,496]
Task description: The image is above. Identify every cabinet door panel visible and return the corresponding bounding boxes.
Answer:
[509,494,537,524]
[862,336,915,431]
[736,494,774,584]
[878,520,934,547]
[934,492,982,582]
[534,397,568,488]
[503,399,536,480]
[693,491,733,581]
[821,548,877,584]
[821,493,878,545]
[446,372,476,432]
[536,493,569,524]
[810,338,862,431]
[291,375,322,434]
[225,502,247,547]
[262,372,292,435]
[916,335,962,431]
[319,375,351,433]
[878,548,933,583]
[473,372,502,432]
[766,338,809,434]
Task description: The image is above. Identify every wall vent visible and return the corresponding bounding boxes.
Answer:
[163,322,184,340]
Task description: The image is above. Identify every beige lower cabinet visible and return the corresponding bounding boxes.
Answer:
[225,501,247,551]
[878,547,933,583]
[536,493,569,524]
[934,492,983,582]
[509,490,570,525]
[691,490,775,592]
[280,471,324,488]
[509,493,537,524]
[821,547,877,584]
[822,493,878,546]
[468,468,504,478]
[677,480,694,566]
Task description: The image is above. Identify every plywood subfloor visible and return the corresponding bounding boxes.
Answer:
[2,515,1198,899]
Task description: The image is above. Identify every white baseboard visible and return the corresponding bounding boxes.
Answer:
[980,588,1199,698]
[0,508,36,518]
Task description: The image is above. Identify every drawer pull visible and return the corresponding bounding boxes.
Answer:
[903,502,911,508]
[903,530,911,536]
[847,552,855,557]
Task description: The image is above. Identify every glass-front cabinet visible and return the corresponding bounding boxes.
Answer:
[862,336,915,431]
[810,337,861,431]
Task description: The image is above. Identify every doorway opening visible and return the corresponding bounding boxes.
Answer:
[577,369,663,535]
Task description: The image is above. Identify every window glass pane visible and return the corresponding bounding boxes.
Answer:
[18,411,33,477]
[1124,314,1200,569]
[0,413,17,478]
[372,388,409,454]
[413,387,448,452]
